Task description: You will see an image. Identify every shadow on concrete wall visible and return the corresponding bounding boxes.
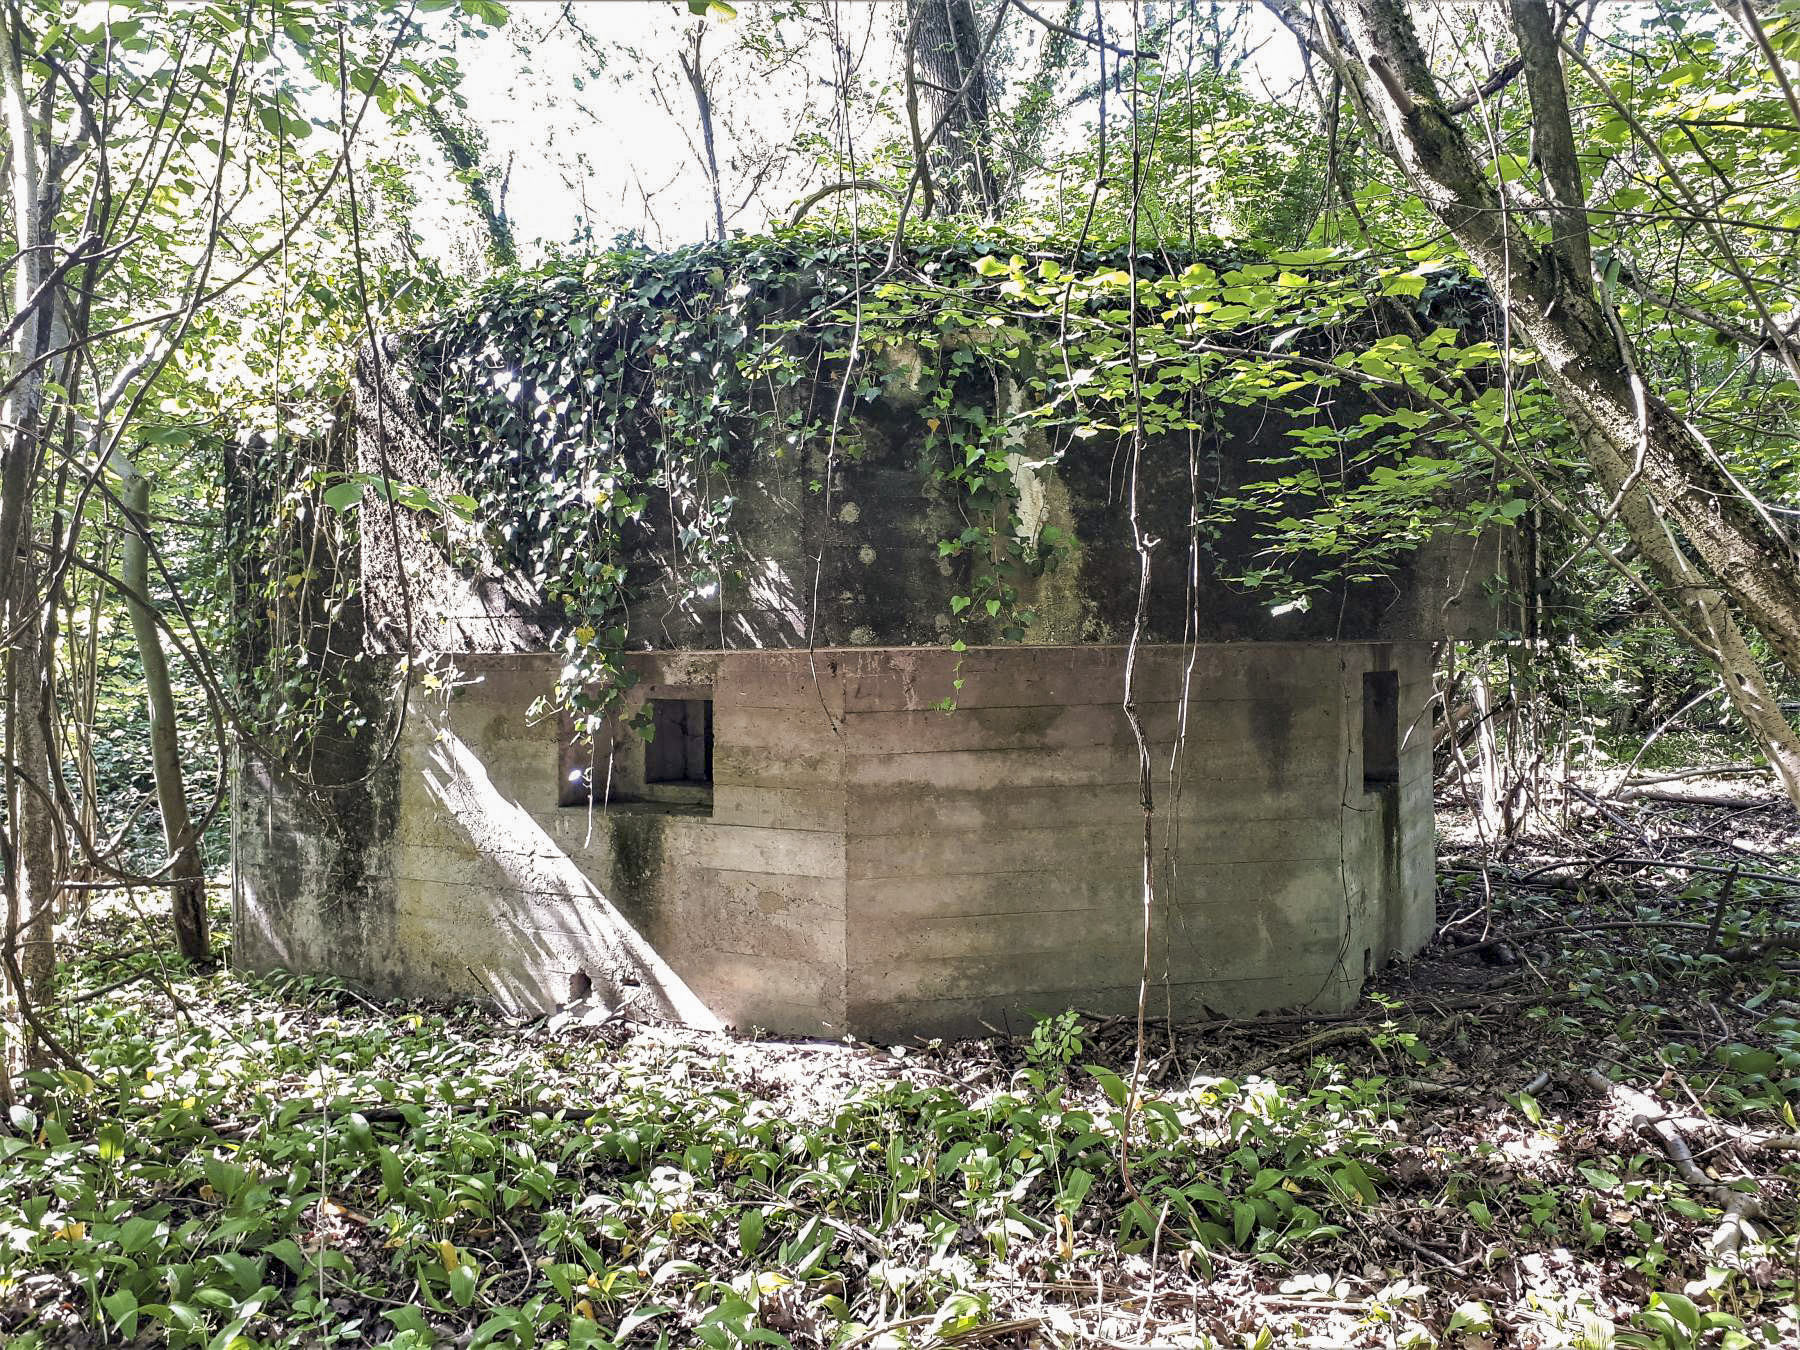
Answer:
[410,723,723,1029]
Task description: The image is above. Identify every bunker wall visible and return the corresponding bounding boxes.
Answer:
[233,642,1435,1039]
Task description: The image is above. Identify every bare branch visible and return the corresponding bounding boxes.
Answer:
[1005,0,1157,60]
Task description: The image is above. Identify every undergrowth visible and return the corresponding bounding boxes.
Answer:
[3,842,1799,1348]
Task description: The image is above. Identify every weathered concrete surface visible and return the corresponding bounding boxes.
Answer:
[234,642,1436,1039]
[352,341,1521,656]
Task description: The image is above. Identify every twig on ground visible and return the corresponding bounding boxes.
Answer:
[1724,934,1800,962]
[1442,919,1715,959]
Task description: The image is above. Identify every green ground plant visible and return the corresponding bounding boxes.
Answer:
[4,835,1798,1348]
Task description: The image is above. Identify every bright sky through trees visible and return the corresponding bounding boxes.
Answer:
[434,1,1300,257]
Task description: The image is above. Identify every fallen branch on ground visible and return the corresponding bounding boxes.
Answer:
[1583,1069,1765,1257]
[1618,788,1781,808]
[1623,766,1772,785]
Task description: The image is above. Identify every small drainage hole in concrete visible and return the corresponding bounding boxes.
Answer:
[569,969,593,1003]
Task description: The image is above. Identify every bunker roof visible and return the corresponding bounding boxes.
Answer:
[345,231,1516,656]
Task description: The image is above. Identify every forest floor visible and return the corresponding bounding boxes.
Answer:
[3,781,1799,1349]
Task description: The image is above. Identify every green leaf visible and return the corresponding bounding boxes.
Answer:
[461,0,510,25]
[385,1305,434,1337]
[1232,1200,1256,1246]
[102,1287,139,1339]
[118,1216,162,1255]
[1085,1064,1128,1108]
[378,1147,407,1198]
[1490,152,1533,183]
[1335,1159,1378,1204]
[255,102,311,141]
[1718,1044,1780,1076]
[738,1208,765,1257]
[447,1261,477,1308]
[97,1120,126,1162]
[1650,1291,1701,1334]
[211,1250,264,1295]
[1667,1194,1711,1220]
[1447,1301,1493,1334]
[1061,1167,1093,1211]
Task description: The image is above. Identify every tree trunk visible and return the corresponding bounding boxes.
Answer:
[119,466,210,963]
[1,4,61,1093]
[12,544,59,1023]
[1573,402,1800,803]
[1470,662,1505,836]
[1317,0,1800,677]
[1263,0,1800,809]
[907,0,1001,216]
[5,516,60,1088]
[0,8,51,623]
[420,106,517,268]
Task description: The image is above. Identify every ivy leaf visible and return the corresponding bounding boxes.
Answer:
[461,0,510,25]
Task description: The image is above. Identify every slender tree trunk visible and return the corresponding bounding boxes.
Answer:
[119,466,210,963]
[4,508,59,1088]
[1471,662,1504,836]
[2,3,61,1091]
[0,7,50,620]
[420,105,517,268]
[12,542,58,1022]
[678,27,727,243]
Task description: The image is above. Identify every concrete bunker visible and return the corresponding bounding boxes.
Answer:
[230,241,1516,1040]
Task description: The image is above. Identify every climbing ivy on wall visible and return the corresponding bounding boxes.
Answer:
[407,234,888,737]
[251,223,1524,752]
